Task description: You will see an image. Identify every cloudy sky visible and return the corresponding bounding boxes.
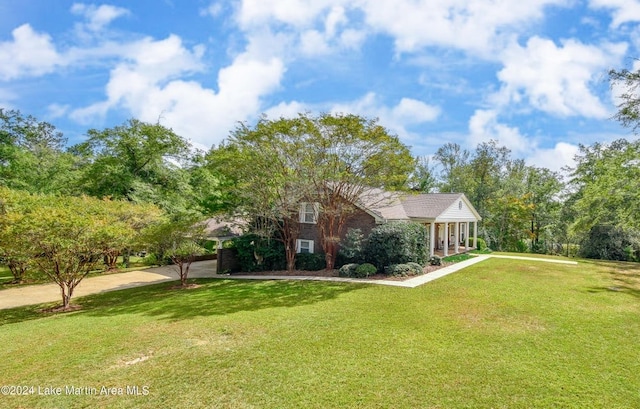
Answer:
[1,0,639,171]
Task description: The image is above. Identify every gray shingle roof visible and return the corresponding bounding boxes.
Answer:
[401,193,464,219]
[358,190,469,221]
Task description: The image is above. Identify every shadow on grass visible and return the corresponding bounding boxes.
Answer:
[87,278,367,320]
[582,259,640,299]
[0,278,366,326]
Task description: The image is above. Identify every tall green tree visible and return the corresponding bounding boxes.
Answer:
[0,109,79,194]
[208,116,314,272]
[301,113,414,269]
[410,156,438,193]
[72,119,202,215]
[211,113,414,271]
[433,142,471,193]
[569,139,640,233]
[609,67,640,132]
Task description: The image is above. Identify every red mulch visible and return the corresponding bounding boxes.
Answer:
[231,262,454,281]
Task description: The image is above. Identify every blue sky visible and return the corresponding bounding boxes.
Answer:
[1,0,639,171]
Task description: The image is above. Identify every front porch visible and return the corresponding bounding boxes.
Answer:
[426,220,479,258]
[432,245,476,258]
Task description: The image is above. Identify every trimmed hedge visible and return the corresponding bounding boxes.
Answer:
[295,252,326,271]
[385,263,424,277]
[364,222,429,271]
[355,263,377,278]
[338,263,359,277]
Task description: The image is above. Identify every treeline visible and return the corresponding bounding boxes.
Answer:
[1,107,640,269]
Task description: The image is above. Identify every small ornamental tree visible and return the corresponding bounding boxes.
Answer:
[144,215,208,287]
[166,241,206,287]
[0,188,163,309]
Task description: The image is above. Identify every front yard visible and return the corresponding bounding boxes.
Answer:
[0,257,639,408]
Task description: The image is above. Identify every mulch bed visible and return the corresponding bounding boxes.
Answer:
[230,262,455,281]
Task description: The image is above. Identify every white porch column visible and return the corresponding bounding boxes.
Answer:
[454,222,460,254]
[443,222,449,257]
[473,221,478,249]
[465,223,469,249]
[429,222,435,258]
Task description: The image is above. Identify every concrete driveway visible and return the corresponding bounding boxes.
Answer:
[0,260,218,310]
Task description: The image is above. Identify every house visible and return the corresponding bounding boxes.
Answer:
[296,189,482,258]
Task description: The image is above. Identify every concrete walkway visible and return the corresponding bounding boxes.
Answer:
[0,260,218,310]
[0,254,578,310]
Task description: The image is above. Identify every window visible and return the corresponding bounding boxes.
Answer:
[296,239,314,254]
[299,202,319,224]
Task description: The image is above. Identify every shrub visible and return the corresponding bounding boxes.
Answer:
[406,262,424,275]
[475,237,487,251]
[231,234,286,272]
[295,252,326,271]
[579,225,640,261]
[429,256,442,266]
[385,264,413,277]
[355,263,377,278]
[339,228,366,263]
[338,263,359,277]
[364,222,429,271]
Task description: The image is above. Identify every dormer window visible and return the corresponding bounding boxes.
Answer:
[300,202,319,224]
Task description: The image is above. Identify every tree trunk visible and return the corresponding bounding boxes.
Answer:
[123,249,130,268]
[60,285,71,309]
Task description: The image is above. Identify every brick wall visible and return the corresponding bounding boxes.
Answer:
[298,206,377,254]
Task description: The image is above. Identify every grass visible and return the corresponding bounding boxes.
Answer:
[442,253,474,262]
[1,258,639,408]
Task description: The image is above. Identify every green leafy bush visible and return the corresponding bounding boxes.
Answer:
[429,256,442,266]
[579,225,640,261]
[475,237,487,251]
[364,222,428,271]
[338,263,359,277]
[338,228,366,264]
[295,253,326,271]
[355,263,377,278]
[385,264,413,277]
[406,262,424,275]
[231,234,286,272]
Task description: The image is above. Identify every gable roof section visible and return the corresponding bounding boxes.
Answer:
[353,187,407,222]
[402,193,462,219]
[356,190,481,222]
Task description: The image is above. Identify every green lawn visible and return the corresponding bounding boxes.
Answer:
[0,258,639,408]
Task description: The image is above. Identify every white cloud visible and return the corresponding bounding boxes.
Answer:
[526,142,579,171]
[496,36,626,118]
[47,103,70,118]
[71,34,285,147]
[236,0,342,28]
[70,3,130,32]
[263,101,311,119]
[466,109,579,171]
[233,0,576,59]
[0,24,64,80]
[589,0,640,28]
[468,109,532,154]
[331,92,441,140]
[200,2,224,18]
